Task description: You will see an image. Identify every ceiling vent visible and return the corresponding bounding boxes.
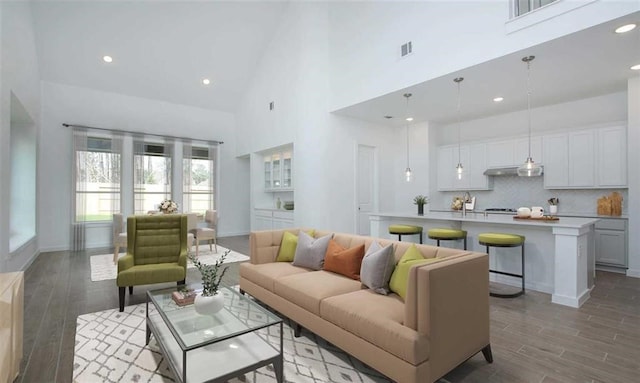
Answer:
[401,41,412,57]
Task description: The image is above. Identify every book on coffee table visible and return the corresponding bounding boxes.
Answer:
[172,289,196,306]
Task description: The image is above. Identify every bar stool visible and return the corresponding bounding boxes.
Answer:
[389,224,423,244]
[478,232,525,298]
[427,228,467,250]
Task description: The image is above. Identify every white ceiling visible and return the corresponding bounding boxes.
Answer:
[334,11,640,127]
[31,0,288,113]
[30,3,639,123]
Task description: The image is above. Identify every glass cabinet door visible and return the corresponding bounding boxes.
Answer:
[282,151,292,188]
[264,157,272,189]
[271,154,281,188]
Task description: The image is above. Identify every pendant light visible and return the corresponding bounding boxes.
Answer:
[454,77,464,180]
[404,93,413,182]
[517,55,543,177]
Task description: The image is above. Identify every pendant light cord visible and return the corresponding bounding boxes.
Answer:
[456,78,462,163]
[404,93,411,169]
[526,57,533,159]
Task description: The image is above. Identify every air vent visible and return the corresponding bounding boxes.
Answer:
[401,41,412,57]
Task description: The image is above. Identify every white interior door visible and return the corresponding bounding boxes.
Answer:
[357,145,376,235]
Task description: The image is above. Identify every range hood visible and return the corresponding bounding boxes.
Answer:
[483,166,544,176]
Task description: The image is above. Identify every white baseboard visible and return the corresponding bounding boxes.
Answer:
[218,230,250,238]
[38,245,70,253]
[626,268,640,278]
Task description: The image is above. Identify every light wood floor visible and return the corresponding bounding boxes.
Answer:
[15,235,640,383]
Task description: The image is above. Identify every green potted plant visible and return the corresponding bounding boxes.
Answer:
[189,250,230,315]
[413,195,429,216]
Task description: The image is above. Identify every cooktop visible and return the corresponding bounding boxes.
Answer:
[484,208,516,212]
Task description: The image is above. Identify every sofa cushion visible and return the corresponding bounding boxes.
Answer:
[389,245,440,300]
[274,271,362,315]
[292,232,333,270]
[320,289,429,365]
[240,262,309,292]
[360,242,395,295]
[323,240,365,280]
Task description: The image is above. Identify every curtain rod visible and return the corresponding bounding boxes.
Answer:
[62,123,224,145]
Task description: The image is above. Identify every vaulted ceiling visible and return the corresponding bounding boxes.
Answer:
[31,1,288,113]
[30,2,639,125]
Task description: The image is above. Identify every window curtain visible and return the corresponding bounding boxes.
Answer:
[182,141,218,214]
[133,136,174,214]
[71,128,123,251]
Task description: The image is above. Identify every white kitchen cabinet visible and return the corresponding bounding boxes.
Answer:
[542,133,569,188]
[486,140,515,168]
[514,136,542,166]
[437,144,490,191]
[272,211,294,230]
[254,209,274,231]
[568,130,595,187]
[543,126,627,189]
[253,209,293,231]
[264,148,293,191]
[597,126,627,187]
[595,219,627,268]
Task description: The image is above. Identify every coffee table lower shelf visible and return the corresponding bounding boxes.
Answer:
[148,312,283,383]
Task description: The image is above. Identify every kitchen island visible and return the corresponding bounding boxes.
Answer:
[370,211,599,308]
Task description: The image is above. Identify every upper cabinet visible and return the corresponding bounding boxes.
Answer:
[264,147,293,191]
[437,144,491,191]
[543,125,627,189]
[597,126,627,187]
[486,137,542,168]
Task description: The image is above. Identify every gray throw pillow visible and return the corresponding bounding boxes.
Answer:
[292,231,333,270]
[360,241,396,295]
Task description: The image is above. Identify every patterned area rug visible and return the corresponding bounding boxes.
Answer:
[90,245,250,282]
[73,302,391,383]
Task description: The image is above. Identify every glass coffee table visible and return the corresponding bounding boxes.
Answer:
[146,285,283,383]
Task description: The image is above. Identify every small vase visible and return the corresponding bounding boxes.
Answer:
[194,292,224,315]
[417,204,424,216]
[549,205,558,215]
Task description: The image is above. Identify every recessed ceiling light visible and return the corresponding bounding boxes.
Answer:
[405,117,413,122]
[202,78,211,85]
[615,24,636,34]
[493,97,504,102]
[102,55,113,63]
[631,64,640,70]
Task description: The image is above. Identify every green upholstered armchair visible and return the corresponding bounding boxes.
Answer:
[117,214,188,311]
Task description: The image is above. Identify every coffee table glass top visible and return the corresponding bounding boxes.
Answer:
[148,285,281,351]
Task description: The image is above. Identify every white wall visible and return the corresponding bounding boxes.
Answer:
[38,81,248,251]
[627,77,639,278]
[237,2,426,233]
[328,0,639,111]
[0,0,41,272]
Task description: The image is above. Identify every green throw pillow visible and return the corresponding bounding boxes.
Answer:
[276,230,315,262]
[389,244,439,300]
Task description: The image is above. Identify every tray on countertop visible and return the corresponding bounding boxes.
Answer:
[513,216,559,221]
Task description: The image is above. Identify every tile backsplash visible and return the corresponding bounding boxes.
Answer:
[431,176,628,215]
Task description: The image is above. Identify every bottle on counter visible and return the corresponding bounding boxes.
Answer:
[276,197,281,209]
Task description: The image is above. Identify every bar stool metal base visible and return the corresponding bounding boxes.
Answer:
[480,240,525,298]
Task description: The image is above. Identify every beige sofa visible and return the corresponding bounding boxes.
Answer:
[239,229,492,383]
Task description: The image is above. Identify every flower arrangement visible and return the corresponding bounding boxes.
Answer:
[189,250,230,296]
[548,197,559,206]
[413,195,429,206]
[451,196,464,210]
[159,199,178,214]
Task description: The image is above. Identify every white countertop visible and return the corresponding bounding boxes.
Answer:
[370,211,599,229]
[430,208,627,220]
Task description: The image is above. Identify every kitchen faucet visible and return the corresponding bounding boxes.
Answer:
[462,192,471,217]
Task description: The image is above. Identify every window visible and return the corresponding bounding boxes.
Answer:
[183,144,217,214]
[514,0,557,17]
[74,135,121,222]
[134,141,172,214]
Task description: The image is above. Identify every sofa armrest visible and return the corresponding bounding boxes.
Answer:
[411,253,490,380]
